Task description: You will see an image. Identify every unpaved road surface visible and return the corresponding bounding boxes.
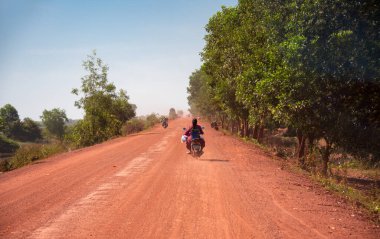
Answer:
[1,118,379,238]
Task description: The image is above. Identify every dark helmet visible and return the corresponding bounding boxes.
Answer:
[192,118,197,126]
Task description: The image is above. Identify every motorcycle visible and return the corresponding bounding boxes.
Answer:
[162,121,168,128]
[182,127,205,157]
[190,136,203,157]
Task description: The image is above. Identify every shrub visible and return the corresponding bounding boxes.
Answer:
[40,144,66,157]
[0,159,11,172]
[266,135,297,148]
[9,144,43,169]
[9,143,66,170]
[0,134,19,153]
[145,113,160,128]
[121,118,145,135]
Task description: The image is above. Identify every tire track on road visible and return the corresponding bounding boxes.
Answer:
[30,132,176,239]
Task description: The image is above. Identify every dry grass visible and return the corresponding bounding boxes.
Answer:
[6,143,66,171]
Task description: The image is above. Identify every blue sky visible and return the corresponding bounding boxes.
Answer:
[0,0,237,120]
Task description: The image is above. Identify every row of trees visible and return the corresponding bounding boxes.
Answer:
[188,0,379,174]
[2,51,182,171]
[0,104,41,142]
[2,50,184,155]
[1,51,137,153]
[0,104,69,142]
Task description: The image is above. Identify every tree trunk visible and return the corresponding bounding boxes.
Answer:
[253,123,259,139]
[307,133,315,156]
[245,120,249,137]
[297,129,306,165]
[232,120,238,134]
[299,137,306,165]
[321,139,331,176]
[220,115,225,129]
[241,119,249,137]
[248,126,253,138]
[258,124,265,143]
[257,112,266,142]
[239,118,244,137]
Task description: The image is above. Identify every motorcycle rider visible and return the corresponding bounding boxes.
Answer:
[183,118,205,153]
[161,117,168,128]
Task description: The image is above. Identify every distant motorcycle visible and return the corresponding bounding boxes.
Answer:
[161,118,168,128]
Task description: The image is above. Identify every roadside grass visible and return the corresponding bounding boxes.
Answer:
[0,134,20,153]
[230,130,380,223]
[0,158,12,172]
[6,143,67,170]
[241,136,294,161]
[121,114,161,136]
[242,137,267,151]
[314,175,379,223]
[0,135,20,171]
[121,118,145,135]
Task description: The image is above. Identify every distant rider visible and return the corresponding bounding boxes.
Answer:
[183,118,205,153]
[161,117,168,127]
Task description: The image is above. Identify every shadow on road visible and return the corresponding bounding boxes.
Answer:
[199,158,229,163]
[32,161,48,165]
[128,132,161,137]
[334,175,380,190]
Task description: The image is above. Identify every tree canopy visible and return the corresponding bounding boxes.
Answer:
[41,108,68,139]
[69,51,136,147]
[187,0,380,173]
[0,104,20,138]
[0,104,42,142]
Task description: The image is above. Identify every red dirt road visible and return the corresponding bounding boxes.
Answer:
[0,118,379,238]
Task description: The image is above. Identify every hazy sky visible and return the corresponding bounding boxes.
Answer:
[0,0,237,120]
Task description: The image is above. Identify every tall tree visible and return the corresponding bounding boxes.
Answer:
[0,104,21,138]
[235,0,289,140]
[189,0,380,174]
[202,6,249,135]
[41,108,68,139]
[20,118,42,141]
[187,69,218,118]
[70,50,136,146]
[279,0,380,173]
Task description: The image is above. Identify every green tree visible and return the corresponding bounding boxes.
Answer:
[0,104,21,138]
[190,0,380,174]
[70,50,135,146]
[0,116,4,133]
[145,113,160,128]
[278,0,380,173]
[0,134,19,154]
[20,118,42,141]
[187,68,227,127]
[112,89,136,123]
[41,108,68,139]
[233,0,289,140]
[202,6,251,135]
[188,69,214,117]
